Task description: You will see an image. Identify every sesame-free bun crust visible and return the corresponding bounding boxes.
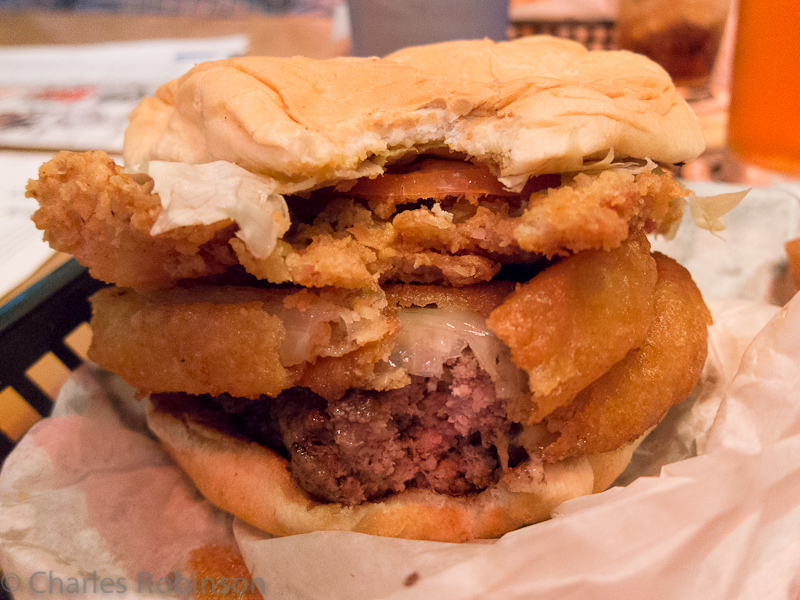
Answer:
[146,401,641,542]
[124,36,703,190]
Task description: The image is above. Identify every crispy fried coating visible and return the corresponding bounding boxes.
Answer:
[88,282,525,401]
[88,253,708,461]
[487,233,658,423]
[285,339,401,401]
[89,287,288,398]
[88,285,398,399]
[30,151,688,290]
[542,254,711,461]
[29,151,237,289]
[187,544,264,600]
[513,169,687,256]
[386,281,517,318]
[240,168,686,288]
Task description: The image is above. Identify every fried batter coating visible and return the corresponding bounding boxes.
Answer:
[89,287,288,398]
[239,168,687,288]
[285,339,402,402]
[88,253,709,462]
[89,285,398,399]
[29,151,237,289]
[513,168,687,256]
[30,151,689,290]
[88,281,523,402]
[542,254,711,461]
[487,233,658,423]
[386,281,517,318]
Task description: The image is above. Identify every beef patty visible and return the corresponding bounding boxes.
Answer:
[151,351,529,505]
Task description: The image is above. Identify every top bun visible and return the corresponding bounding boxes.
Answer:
[124,36,703,191]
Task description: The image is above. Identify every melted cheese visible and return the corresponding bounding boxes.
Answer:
[388,307,528,400]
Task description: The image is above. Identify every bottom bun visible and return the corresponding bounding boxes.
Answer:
[147,403,643,542]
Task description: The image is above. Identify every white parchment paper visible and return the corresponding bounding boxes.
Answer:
[0,368,236,599]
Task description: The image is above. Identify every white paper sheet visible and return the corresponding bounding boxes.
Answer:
[0,367,236,600]
[0,36,249,153]
[652,181,800,304]
[0,150,59,298]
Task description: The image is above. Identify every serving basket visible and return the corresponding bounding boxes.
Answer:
[0,259,104,462]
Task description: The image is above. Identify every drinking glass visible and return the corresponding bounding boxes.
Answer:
[727,0,800,175]
[617,0,732,102]
[347,0,510,58]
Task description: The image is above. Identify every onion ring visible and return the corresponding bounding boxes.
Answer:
[542,253,711,461]
[487,233,658,423]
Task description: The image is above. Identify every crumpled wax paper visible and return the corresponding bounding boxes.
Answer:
[652,180,800,304]
[2,181,800,600]
[0,368,236,599]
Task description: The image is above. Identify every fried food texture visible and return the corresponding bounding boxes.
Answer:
[487,233,658,423]
[29,152,689,290]
[88,285,398,399]
[27,40,714,539]
[88,248,708,462]
[29,151,237,289]
[187,544,264,600]
[542,254,711,461]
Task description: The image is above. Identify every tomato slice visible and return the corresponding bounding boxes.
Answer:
[348,158,559,201]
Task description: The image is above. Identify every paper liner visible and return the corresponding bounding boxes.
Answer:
[0,367,234,600]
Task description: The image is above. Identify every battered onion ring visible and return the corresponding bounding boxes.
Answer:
[542,253,711,461]
[88,254,708,464]
[88,282,518,401]
[487,233,658,423]
[88,285,398,399]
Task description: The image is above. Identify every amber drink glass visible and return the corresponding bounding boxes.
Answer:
[617,0,731,101]
[727,0,800,175]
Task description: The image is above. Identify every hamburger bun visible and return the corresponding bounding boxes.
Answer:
[124,36,703,187]
[29,36,711,542]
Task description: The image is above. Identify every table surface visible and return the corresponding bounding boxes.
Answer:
[0,9,349,58]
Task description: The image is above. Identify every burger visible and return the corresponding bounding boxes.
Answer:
[29,36,711,542]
